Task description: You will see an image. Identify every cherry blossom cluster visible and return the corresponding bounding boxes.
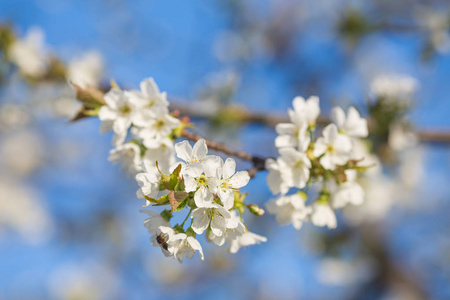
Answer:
[137,139,266,262]
[97,79,266,263]
[266,96,369,230]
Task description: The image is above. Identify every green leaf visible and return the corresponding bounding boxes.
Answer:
[151,194,170,206]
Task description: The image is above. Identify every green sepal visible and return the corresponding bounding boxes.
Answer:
[186,227,196,238]
[172,224,185,234]
[297,191,308,201]
[316,188,330,205]
[160,209,173,222]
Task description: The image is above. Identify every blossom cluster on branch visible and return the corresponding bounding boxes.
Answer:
[70,75,373,263]
[265,96,369,230]
[86,78,266,263]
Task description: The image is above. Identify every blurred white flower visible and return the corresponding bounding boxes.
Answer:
[0,179,53,244]
[330,170,365,209]
[266,193,310,230]
[310,203,337,229]
[370,75,419,102]
[316,257,375,286]
[67,51,104,88]
[49,262,119,300]
[8,27,48,78]
[108,142,142,176]
[228,230,267,254]
[0,130,44,177]
[416,7,450,54]
[0,104,30,131]
[388,123,418,151]
[331,106,368,138]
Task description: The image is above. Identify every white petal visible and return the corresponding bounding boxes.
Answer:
[175,140,192,162]
[193,139,208,160]
[331,106,346,129]
[140,77,160,98]
[192,209,210,234]
[222,158,236,179]
[275,123,296,135]
[194,187,213,207]
[229,171,250,189]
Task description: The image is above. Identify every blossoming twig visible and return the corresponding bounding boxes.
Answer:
[171,101,450,143]
[180,128,268,173]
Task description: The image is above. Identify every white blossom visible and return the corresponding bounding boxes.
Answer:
[289,96,320,127]
[274,96,319,150]
[140,210,170,234]
[266,193,310,230]
[135,161,161,207]
[275,121,310,150]
[143,137,175,174]
[331,106,368,138]
[265,158,289,195]
[174,139,209,172]
[278,147,311,189]
[228,230,267,254]
[217,158,250,209]
[108,142,142,176]
[313,124,352,170]
[208,211,245,246]
[127,78,169,127]
[172,234,204,263]
[137,111,179,149]
[98,89,137,146]
[310,203,337,229]
[183,158,220,207]
[191,203,231,236]
[150,226,177,257]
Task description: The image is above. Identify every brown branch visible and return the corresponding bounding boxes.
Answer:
[180,129,268,177]
[171,101,450,144]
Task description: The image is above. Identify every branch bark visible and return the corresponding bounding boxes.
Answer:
[180,129,268,178]
[171,101,450,143]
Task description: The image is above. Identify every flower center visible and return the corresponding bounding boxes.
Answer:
[120,105,131,115]
[326,145,335,153]
[154,118,166,129]
[196,175,209,188]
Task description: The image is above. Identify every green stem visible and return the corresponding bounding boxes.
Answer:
[181,208,193,228]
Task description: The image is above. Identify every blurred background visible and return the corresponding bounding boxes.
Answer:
[0,0,450,299]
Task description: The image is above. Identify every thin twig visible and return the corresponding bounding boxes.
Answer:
[171,101,450,143]
[180,129,268,177]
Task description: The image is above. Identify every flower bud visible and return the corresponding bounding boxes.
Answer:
[247,204,265,216]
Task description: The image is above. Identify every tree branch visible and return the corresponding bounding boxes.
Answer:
[171,101,450,143]
[180,129,268,177]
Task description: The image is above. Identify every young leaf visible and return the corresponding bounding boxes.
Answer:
[169,191,189,212]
